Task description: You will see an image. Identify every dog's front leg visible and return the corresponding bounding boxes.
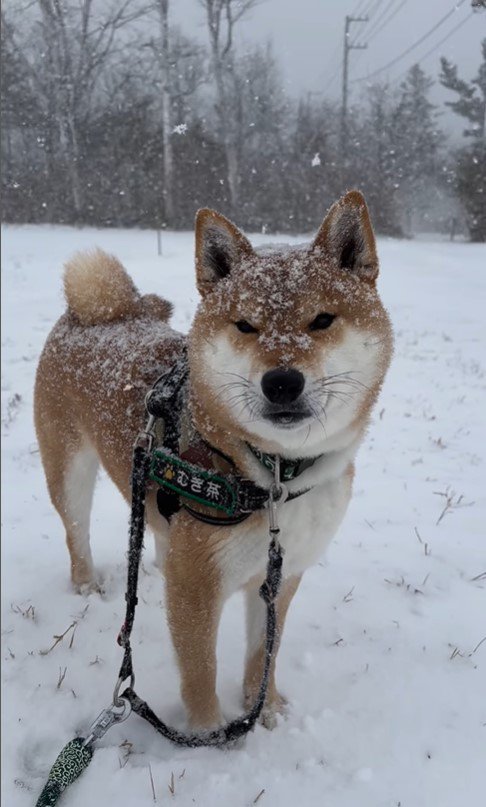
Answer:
[243,573,301,728]
[165,515,223,730]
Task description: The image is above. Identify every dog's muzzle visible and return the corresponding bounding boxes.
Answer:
[261,368,305,405]
[261,368,311,425]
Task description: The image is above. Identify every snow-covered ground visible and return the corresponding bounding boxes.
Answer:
[2,224,485,807]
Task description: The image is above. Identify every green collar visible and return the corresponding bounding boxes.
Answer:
[248,445,322,482]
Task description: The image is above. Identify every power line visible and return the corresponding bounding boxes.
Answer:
[350,0,385,45]
[323,1,370,89]
[351,0,407,71]
[361,0,385,25]
[351,0,468,83]
[364,0,397,41]
[353,0,373,16]
[323,0,366,81]
[366,0,407,45]
[391,10,475,83]
[351,0,370,15]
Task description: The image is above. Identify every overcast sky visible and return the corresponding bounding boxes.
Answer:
[171,0,484,135]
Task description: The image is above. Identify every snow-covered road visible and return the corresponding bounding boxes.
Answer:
[2,225,485,807]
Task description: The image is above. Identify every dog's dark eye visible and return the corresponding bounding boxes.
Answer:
[235,320,258,334]
[309,313,336,331]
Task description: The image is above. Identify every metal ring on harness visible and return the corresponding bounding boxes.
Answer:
[113,674,135,708]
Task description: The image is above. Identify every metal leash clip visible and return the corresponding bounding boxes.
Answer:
[268,456,288,545]
[82,698,132,748]
[134,413,156,452]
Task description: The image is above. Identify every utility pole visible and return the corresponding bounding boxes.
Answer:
[341,14,368,173]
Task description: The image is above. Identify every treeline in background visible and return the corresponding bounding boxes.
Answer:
[1,1,485,240]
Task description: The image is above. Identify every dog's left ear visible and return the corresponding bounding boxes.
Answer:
[312,190,378,282]
[195,208,254,296]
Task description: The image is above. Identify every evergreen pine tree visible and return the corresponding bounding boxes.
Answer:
[440,39,486,242]
[391,64,443,233]
[355,84,403,237]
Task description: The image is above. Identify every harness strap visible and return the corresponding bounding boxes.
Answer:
[150,448,269,518]
[248,444,323,482]
[181,486,310,526]
[182,504,254,526]
[146,353,188,521]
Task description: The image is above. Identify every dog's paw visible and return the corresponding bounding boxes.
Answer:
[260,692,289,730]
[72,572,105,597]
[244,690,288,730]
[187,700,224,734]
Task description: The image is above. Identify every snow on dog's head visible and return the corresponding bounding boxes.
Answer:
[189,191,393,456]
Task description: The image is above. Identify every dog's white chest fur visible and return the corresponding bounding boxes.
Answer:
[218,472,352,596]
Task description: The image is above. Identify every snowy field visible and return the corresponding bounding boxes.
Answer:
[2,224,485,807]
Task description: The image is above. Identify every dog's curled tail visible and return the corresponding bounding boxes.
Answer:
[63,249,172,325]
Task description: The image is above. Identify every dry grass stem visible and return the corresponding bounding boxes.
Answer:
[470,636,486,656]
[149,764,157,803]
[342,585,355,603]
[57,666,67,689]
[433,488,474,526]
[384,576,423,595]
[414,527,430,555]
[40,621,77,655]
[69,624,77,649]
[11,602,36,620]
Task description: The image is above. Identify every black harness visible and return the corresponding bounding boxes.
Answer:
[147,351,318,526]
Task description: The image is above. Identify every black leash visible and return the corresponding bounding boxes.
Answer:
[115,423,284,746]
[34,359,291,804]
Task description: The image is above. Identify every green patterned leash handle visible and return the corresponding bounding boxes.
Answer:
[35,738,93,807]
[35,699,131,807]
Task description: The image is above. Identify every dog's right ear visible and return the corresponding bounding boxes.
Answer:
[195,208,254,296]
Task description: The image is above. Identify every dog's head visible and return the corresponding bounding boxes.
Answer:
[189,191,393,455]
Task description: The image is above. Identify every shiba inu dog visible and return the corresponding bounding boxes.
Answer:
[34,190,393,730]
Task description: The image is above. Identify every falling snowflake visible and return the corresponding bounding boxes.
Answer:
[172,123,188,135]
[311,153,321,167]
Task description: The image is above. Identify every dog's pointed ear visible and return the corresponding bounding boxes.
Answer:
[312,191,378,282]
[195,208,254,296]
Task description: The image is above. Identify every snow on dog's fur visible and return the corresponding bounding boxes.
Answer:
[34,190,393,730]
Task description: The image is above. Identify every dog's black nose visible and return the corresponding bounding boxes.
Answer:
[261,368,305,405]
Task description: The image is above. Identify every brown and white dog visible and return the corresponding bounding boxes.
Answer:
[34,190,393,730]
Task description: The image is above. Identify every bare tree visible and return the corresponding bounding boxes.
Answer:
[153,0,174,225]
[2,0,152,218]
[145,3,207,226]
[200,0,260,216]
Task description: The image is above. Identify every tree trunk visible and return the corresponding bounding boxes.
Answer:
[158,0,174,226]
[207,4,239,217]
[65,110,83,218]
[39,0,84,219]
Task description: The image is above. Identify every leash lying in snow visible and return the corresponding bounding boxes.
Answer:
[35,360,292,805]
